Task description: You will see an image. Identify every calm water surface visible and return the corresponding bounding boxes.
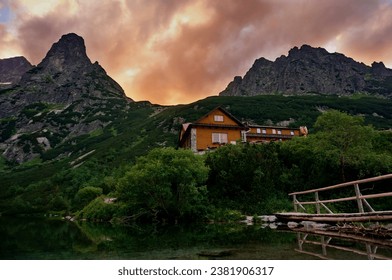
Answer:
[1,217,392,260]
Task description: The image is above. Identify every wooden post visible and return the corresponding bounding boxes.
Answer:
[293,194,297,212]
[354,184,364,213]
[297,233,303,251]
[321,236,327,256]
[365,244,374,260]
[315,192,320,214]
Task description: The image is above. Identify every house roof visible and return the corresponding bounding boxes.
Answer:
[248,124,300,130]
[194,106,246,127]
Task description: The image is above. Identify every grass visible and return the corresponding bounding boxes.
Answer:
[1,94,392,206]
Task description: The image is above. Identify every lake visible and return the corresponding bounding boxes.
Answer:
[1,217,392,260]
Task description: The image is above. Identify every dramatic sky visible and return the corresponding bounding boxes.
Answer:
[1,0,392,105]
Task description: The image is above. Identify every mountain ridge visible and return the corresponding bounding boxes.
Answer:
[2,36,392,165]
[0,33,133,163]
[219,44,392,97]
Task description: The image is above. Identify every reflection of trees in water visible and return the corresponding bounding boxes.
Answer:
[7,217,392,259]
[1,217,299,259]
[0,217,92,259]
[76,222,298,256]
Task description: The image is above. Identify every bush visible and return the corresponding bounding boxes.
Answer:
[48,194,69,211]
[78,197,119,221]
[117,147,209,223]
[205,143,283,213]
[74,186,103,208]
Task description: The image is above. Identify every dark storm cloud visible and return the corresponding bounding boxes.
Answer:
[3,0,392,104]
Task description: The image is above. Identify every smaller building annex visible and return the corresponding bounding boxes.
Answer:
[178,106,307,153]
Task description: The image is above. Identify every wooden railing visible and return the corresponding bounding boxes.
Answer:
[296,232,392,260]
[289,174,392,214]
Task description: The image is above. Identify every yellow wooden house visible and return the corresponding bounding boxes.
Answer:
[178,106,307,153]
[178,107,246,153]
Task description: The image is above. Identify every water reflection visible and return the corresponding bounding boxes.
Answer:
[0,217,300,259]
[293,230,392,260]
[1,217,392,260]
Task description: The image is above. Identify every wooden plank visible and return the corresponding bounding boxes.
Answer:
[276,211,392,223]
[277,215,392,223]
[289,173,392,196]
[308,215,392,223]
[277,210,392,217]
[294,192,392,206]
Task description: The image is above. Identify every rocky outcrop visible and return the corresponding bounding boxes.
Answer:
[0,56,32,89]
[0,33,132,163]
[220,45,392,98]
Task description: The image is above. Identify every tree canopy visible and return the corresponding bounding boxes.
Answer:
[117,147,209,223]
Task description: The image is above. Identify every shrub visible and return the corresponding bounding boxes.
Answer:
[78,197,118,221]
[74,186,103,208]
[117,147,209,223]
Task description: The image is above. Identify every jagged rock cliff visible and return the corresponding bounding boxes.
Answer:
[0,56,32,89]
[219,45,392,97]
[0,33,132,163]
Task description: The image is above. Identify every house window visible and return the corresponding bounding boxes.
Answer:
[256,128,261,134]
[290,130,295,136]
[262,129,267,134]
[277,130,282,135]
[212,133,228,144]
[214,115,224,122]
[272,129,276,134]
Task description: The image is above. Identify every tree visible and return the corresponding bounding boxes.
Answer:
[205,143,284,213]
[313,110,374,181]
[117,147,209,223]
[74,186,103,208]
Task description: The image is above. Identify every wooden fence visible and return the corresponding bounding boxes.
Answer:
[290,174,392,214]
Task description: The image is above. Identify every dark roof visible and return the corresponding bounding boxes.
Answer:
[194,106,246,127]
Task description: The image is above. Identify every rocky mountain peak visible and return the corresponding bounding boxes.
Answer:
[0,56,32,88]
[220,45,392,98]
[0,33,132,163]
[18,32,128,100]
[285,45,338,62]
[35,33,91,73]
[371,61,392,77]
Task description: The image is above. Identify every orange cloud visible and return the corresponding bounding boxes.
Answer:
[3,0,392,105]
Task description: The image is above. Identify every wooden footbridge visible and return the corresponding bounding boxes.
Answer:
[276,174,392,223]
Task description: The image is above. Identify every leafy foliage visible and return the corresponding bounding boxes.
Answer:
[312,110,375,181]
[117,147,209,223]
[2,95,392,220]
[205,143,285,213]
[78,197,121,221]
[74,186,103,208]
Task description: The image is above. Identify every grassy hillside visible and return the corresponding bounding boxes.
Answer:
[1,94,392,214]
[2,94,392,184]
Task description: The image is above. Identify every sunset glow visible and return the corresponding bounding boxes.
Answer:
[1,0,392,105]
